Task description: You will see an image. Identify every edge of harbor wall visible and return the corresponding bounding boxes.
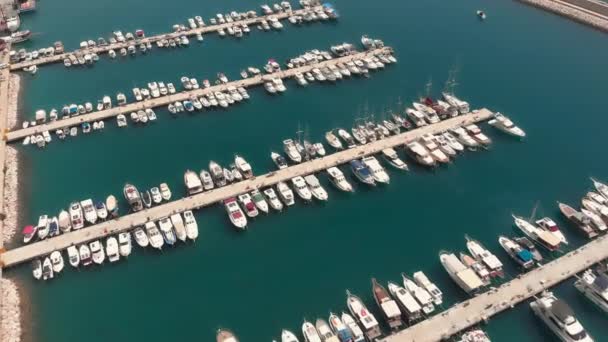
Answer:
[516,0,608,33]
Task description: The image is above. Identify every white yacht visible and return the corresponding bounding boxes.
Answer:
[67,246,80,267]
[291,176,312,201]
[488,112,526,138]
[402,274,435,314]
[90,240,105,264]
[133,227,150,247]
[406,141,435,168]
[413,271,443,306]
[442,132,465,152]
[530,291,593,342]
[50,250,64,273]
[238,193,259,218]
[42,257,53,280]
[340,313,366,342]
[58,210,71,233]
[158,217,176,245]
[171,213,187,242]
[591,177,608,199]
[337,129,356,148]
[106,236,120,262]
[464,124,492,146]
[325,131,344,150]
[263,188,284,211]
[362,156,390,184]
[315,319,340,342]
[281,330,299,342]
[346,290,381,340]
[574,269,608,313]
[234,155,253,179]
[271,152,289,170]
[145,221,164,249]
[185,170,203,194]
[224,197,248,229]
[37,215,49,240]
[405,108,427,127]
[302,320,321,342]
[80,199,98,225]
[283,139,302,163]
[200,170,214,191]
[387,282,423,322]
[513,215,561,251]
[451,127,479,148]
[118,232,132,257]
[442,93,470,114]
[160,183,172,201]
[413,102,439,124]
[326,167,354,192]
[535,217,569,244]
[150,187,162,204]
[183,210,199,240]
[277,182,295,206]
[79,245,92,266]
[439,251,484,294]
[250,189,269,213]
[381,148,409,171]
[465,235,504,278]
[304,174,328,201]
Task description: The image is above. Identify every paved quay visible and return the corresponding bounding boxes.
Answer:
[381,234,608,342]
[517,0,608,32]
[4,46,392,143]
[10,6,329,71]
[0,109,492,268]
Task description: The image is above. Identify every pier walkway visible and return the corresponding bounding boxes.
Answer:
[10,6,328,71]
[0,109,492,268]
[381,235,608,342]
[4,46,392,143]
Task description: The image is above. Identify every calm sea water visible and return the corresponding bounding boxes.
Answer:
[5,0,608,341]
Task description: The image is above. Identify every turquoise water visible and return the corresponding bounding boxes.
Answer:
[5,0,608,341]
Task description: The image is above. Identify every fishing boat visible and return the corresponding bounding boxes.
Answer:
[406,142,435,168]
[535,217,569,244]
[67,246,80,267]
[123,183,144,212]
[337,129,356,148]
[302,320,321,342]
[325,131,344,150]
[574,269,608,313]
[118,232,132,257]
[235,155,253,179]
[271,152,289,169]
[304,174,328,201]
[328,313,354,342]
[498,235,534,269]
[58,210,71,233]
[350,160,375,185]
[488,112,525,138]
[32,259,42,280]
[216,329,239,342]
[530,291,593,342]
[185,170,203,194]
[345,290,381,340]
[277,182,295,206]
[465,235,504,278]
[362,156,390,184]
[513,215,562,251]
[183,210,199,240]
[371,278,403,329]
[439,251,484,294]
[291,176,312,201]
[558,202,598,239]
[22,225,37,244]
[326,167,354,192]
[224,197,248,229]
[145,221,164,249]
[37,215,49,239]
[340,313,366,342]
[413,271,443,306]
[160,183,172,201]
[514,236,543,262]
[263,188,284,211]
[79,244,92,266]
[283,139,302,163]
[210,161,227,187]
[402,274,435,314]
[42,257,54,280]
[158,217,176,245]
[382,148,409,171]
[459,252,491,285]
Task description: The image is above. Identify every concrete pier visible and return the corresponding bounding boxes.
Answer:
[10,6,330,71]
[0,109,492,268]
[517,0,608,32]
[4,46,393,143]
[381,234,608,342]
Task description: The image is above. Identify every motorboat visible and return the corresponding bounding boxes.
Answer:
[58,210,71,233]
[238,193,259,218]
[183,210,199,240]
[302,320,321,342]
[67,246,80,267]
[185,170,203,194]
[325,131,344,150]
[442,93,470,114]
[251,189,269,214]
[530,291,593,342]
[123,183,144,212]
[558,202,598,239]
[42,257,54,280]
[420,134,450,163]
[535,217,569,244]
[95,201,108,221]
[79,245,92,266]
[326,167,354,192]
[591,177,608,199]
[434,134,457,157]
[351,126,367,145]
[514,236,543,262]
[581,208,607,233]
[145,221,164,249]
[216,329,239,342]
[371,278,403,329]
[387,282,423,322]
[22,225,37,244]
[80,199,98,225]
[224,197,248,229]
[362,156,390,184]
[315,319,340,342]
[277,182,295,206]
[488,112,526,138]
[170,213,187,242]
[441,132,465,152]
[465,235,504,278]
[459,252,491,285]
[513,214,562,251]
[271,152,289,169]
[106,236,120,262]
[340,313,366,342]
[337,129,356,148]
[283,139,302,163]
[291,176,312,201]
[199,170,215,191]
[498,235,534,269]
[304,174,328,201]
[451,127,479,149]
[263,188,284,211]
[328,313,354,342]
[158,217,176,245]
[235,155,253,179]
[412,271,443,306]
[381,148,409,171]
[574,269,608,313]
[90,240,105,264]
[402,274,435,314]
[345,290,381,340]
[464,124,492,146]
[350,160,375,185]
[281,330,300,342]
[133,227,149,247]
[150,187,162,204]
[160,183,172,201]
[405,108,427,127]
[37,215,49,240]
[210,161,227,187]
[406,142,435,168]
[439,251,484,294]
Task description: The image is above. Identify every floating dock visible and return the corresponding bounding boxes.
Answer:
[10,5,329,71]
[4,46,393,143]
[0,109,492,268]
[380,234,608,342]
[517,0,608,32]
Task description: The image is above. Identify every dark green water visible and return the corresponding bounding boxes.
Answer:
[5,0,608,341]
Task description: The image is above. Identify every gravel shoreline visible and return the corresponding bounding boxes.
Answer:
[517,0,608,32]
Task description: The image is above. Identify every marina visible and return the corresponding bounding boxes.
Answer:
[6,44,394,144]
[0,109,493,268]
[9,3,337,71]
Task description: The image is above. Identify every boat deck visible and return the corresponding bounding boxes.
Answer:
[10,6,328,71]
[380,234,608,342]
[4,46,392,143]
[0,109,492,268]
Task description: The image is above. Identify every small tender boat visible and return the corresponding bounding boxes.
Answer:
[23,225,37,244]
[32,259,42,280]
[42,257,54,280]
[477,10,487,20]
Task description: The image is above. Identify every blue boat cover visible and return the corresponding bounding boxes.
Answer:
[516,250,533,262]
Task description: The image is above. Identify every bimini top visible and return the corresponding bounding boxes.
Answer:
[516,250,533,263]
[551,300,575,324]
[594,273,608,292]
